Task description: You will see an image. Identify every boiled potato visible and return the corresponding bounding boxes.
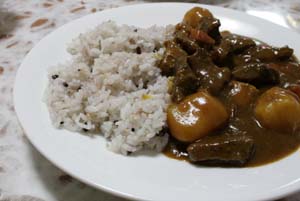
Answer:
[255,87,300,132]
[229,81,258,107]
[183,7,213,28]
[167,91,229,142]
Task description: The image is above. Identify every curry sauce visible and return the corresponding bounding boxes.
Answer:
[160,7,300,167]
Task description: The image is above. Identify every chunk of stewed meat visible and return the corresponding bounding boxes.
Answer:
[175,23,215,53]
[247,46,293,62]
[188,49,231,94]
[175,25,199,55]
[233,46,294,66]
[187,134,255,166]
[158,40,188,76]
[213,34,256,63]
[232,63,279,86]
[171,66,200,102]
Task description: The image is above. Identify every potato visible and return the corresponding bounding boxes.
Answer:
[183,7,213,28]
[167,91,229,142]
[255,87,300,132]
[228,81,258,107]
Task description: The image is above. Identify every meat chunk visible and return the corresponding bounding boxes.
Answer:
[175,27,199,55]
[171,66,200,102]
[233,46,294,66]
[232,63,279,86]
[175,23,216,53]
[267,61,300,86]
[188,48,231,94]
[158,40,188,76]
[246,46,293,62]
[213,35,256,63]
[187,134,255,166]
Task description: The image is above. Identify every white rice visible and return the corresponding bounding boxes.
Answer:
[45,21,174,155]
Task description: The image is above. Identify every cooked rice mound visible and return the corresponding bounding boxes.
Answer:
[45,21,173,154]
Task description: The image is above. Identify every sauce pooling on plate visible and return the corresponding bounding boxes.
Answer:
[160,6,300,167]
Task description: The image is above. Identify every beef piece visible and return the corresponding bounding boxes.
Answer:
[199,67,231,95]
[196,17,221,43]
[175,27,199,55]
[213,35,256,63]
[188,47,213,71]
[187,134,255,166]
[175,23,215,53]
[247,46,293,62]
[277,46,294,59]
[232,53,257,67]
[171,66,200,103]
[158,40,188,76]
[232,63,279,86]
[188,48,231,94]
[267,61,300,86]
[233,46,294,66]
[227,35,256,52]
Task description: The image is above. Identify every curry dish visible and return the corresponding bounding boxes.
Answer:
[160,7,300,167]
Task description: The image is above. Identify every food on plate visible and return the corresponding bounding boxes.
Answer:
[45,21,174,155]
[187,134,255,165]
[167,91,228,142]
[255,87,300,132]
[227,81,258,107]
[45,6,300,167]
[161,6,300,167]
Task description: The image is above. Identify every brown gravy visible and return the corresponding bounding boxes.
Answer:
[164,108,300,167]
[160,7,300,167]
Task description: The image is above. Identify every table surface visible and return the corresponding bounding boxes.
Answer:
[1,0,300,201]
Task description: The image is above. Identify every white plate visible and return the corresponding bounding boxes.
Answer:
[14,3,300,201]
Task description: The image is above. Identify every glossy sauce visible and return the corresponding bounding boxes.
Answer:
[161,7,300,167]
[163,34,300,167]
[164,75,300,167]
